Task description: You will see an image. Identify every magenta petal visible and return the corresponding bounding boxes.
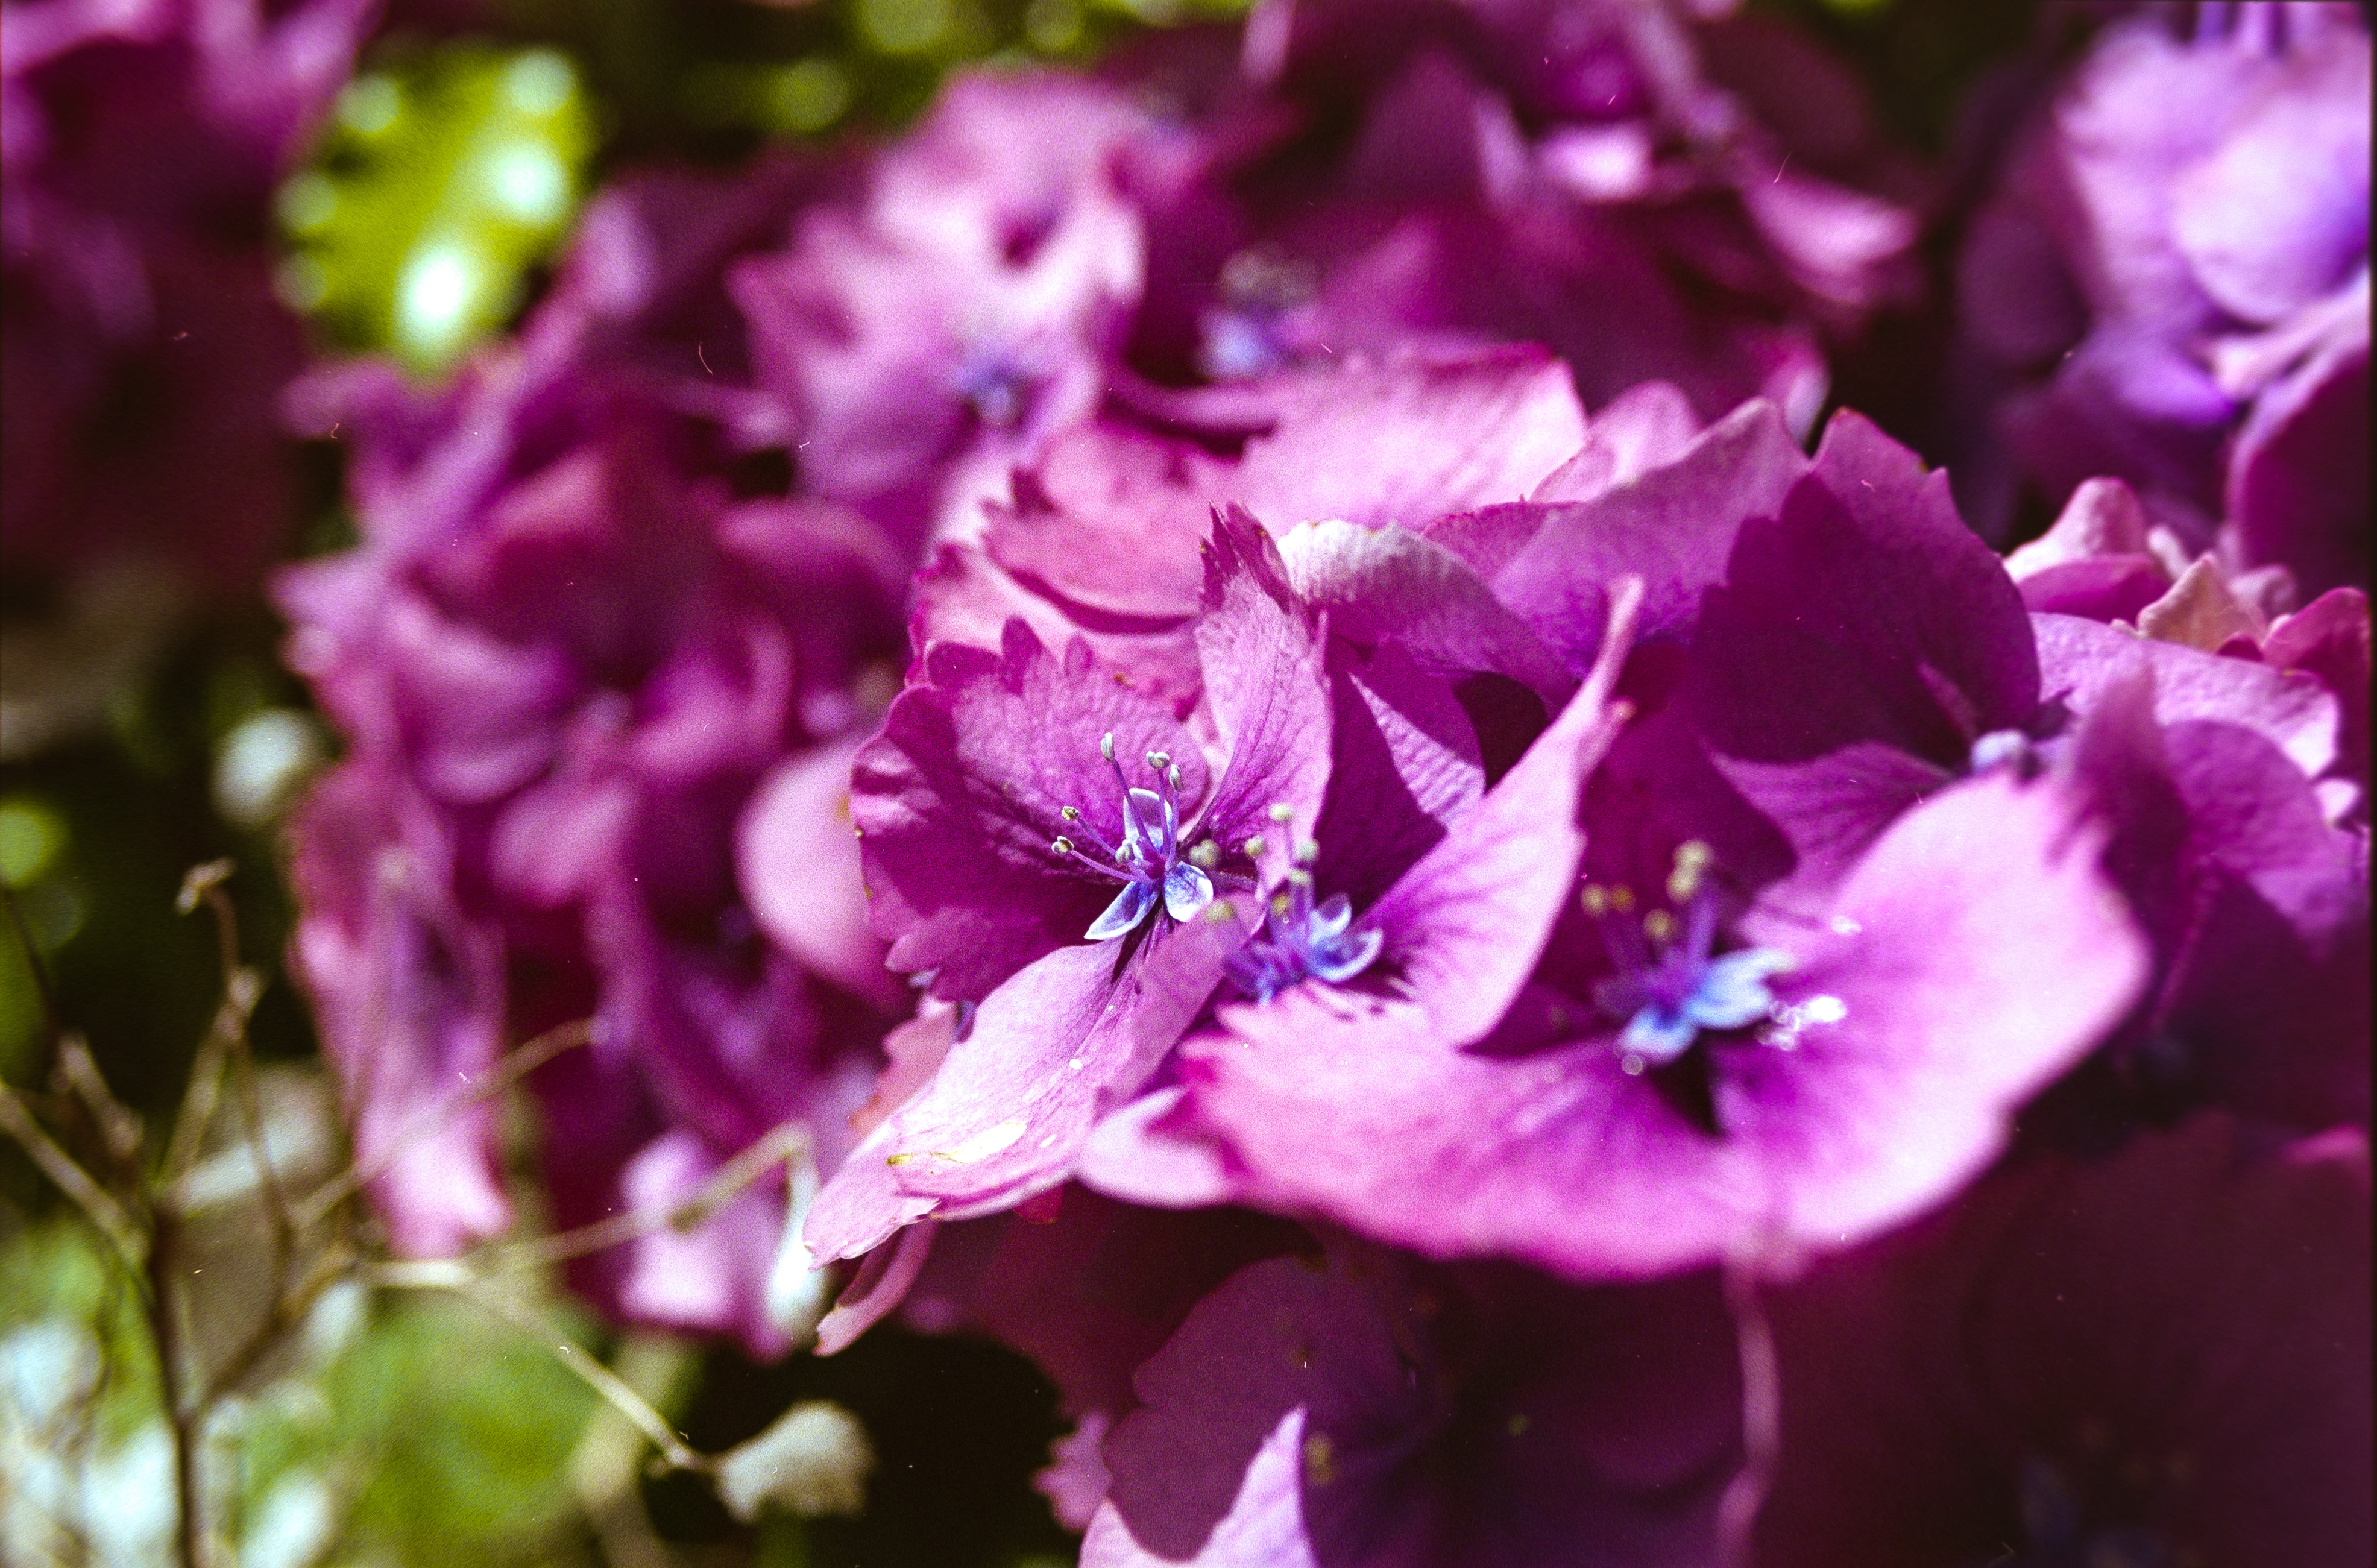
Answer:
[1278,518,1574,704]
[1759,1117,2372,1568]
[1193,507,1335,845]
[814,1221,939,1356]
[1087,1248,1740,1568]
[1471,397,1810,670]
[738,737,901,1012]
[1180,773,2145,1280]
[1309,640,1486,912]
[1226,346,1588,532]
[2227,312,2369,596]
[1693,412,2038,772]
[1362,581,1642,1046]
[2169,40,2370,326]
[286,760,512,1259]
[807,912,1249,1260]
[1526,380,1704,505]
[1715,773,2148,1248]
[2033,612,2340,782]
[2263,587,2371,786]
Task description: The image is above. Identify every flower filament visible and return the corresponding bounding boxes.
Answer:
[1051,732,1215,940]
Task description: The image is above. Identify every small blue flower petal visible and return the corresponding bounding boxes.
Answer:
[1683,948,1795,1031]
[1163,860,1215,924]
[1620,1006,1701,1065]
[1308,923,1383,984]
[1087,878,1160,941]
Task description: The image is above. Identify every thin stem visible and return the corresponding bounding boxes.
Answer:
[146,1205,208,1568]
[186,869,301,1291]
[0,1080,146,1278]
[293,1017,595,1230]
[55,1034,143,1170]
[507,1121,808,1269]
[0,883,64,1056]
[1717,1255,1782,1568]
[160,863,244,1188]
[197,1240,359,1412]
[365,1119,810,1281]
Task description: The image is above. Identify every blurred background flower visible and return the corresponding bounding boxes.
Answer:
[2,2,2363,1566]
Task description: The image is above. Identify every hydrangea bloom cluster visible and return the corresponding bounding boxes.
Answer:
[251,1,2371,1558]
[3,0,376,751]
[1957,1,2369,590]
[279,152,916,1354]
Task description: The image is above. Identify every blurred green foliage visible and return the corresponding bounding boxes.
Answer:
[317,1293,602,1558]
[280,47,599,371]
[279,0,1251,375]
[0,1211,609,1566]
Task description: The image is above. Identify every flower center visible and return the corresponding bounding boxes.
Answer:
[1050,731,1216,941]
[956,345,1040,428]
[1583,841,1795,1073]
[1224,821,1383,1003]
[1197,247,1317,381]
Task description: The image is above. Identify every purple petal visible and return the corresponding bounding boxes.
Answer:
[1362,579,1643,1046]
[1759,1116,2372,1568]
[1193,507,1334,847]
[851,619,1209,999]
[738,737,901,1012]
[2034,611,2340,782]
[1278,518,1573,704]
[2169,38,2370,326]
[2227,311,2369,596]
[1226,346,1588,532]
[1309,640,1487,912]
[1456,397,1810,672]
[805,911,1250,1259]
[1176,773,2146,1280]
[1691,411,2038,771]
[1526,380,1704,505]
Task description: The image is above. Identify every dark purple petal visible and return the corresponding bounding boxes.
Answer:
[2227,310,2369,596]
[1454,397,1809,672]
[1758,1117,2372,1568]
[1692,411,2038,774]
[1086,1247,1739,1568]
[1309,640,1485,912]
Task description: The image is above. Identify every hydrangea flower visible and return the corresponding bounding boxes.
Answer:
[1956,3,2369,587]
[279,162,913,1355]
[1663,423,2365,1140]
[1080,410,2153,1280]
[802,509,1332,1259]
[1153,0,1922,430]
[732,70,1186,547]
